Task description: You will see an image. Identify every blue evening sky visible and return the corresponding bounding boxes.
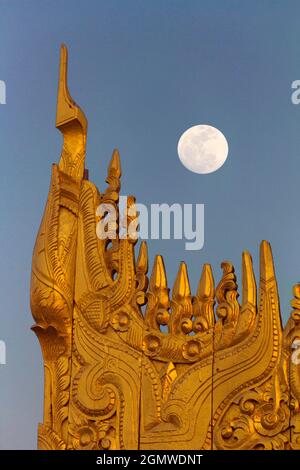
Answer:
[1,0,300,448]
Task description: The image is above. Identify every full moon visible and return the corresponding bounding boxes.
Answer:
[177,124,229,174]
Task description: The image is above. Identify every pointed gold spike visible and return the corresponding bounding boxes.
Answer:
[103,149,121,201]
[107,148,121,179]
[56,44,87,133]
[134,241,148,309]
[169,262,193,334]
[145,254,170,329]
[193,263,215,333]
[149,255,168,291]
[197,263,214,300]
[136,241,148,274]
[172,262,191,301]
[260,240,275,283]
[242,251,256,307]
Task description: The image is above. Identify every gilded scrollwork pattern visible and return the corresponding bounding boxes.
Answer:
[30,45,300,450]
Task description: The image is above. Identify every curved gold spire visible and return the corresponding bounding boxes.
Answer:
[56,44,87,132]
[56,44,87,179]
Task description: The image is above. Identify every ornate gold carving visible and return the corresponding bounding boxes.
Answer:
[30,45,300,450]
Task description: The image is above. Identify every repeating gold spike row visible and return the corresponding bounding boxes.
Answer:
[144,255,170,330]
[192,264,215,333]
[168,262,193,335]
[56,44,87,180]
[214,261,240,349]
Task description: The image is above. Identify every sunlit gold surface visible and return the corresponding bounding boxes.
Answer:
[30,45,300,450]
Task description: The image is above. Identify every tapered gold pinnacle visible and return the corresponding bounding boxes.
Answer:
[172,262,191,301]
[107,148,122,179]
[150,255,168,291]
[196,263,214,300]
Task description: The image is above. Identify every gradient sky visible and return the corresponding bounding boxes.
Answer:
[1,0,300,449]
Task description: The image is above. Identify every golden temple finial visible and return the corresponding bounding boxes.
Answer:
[56,44,87,132]
[30,46,300,451]
[56,44,87,179]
